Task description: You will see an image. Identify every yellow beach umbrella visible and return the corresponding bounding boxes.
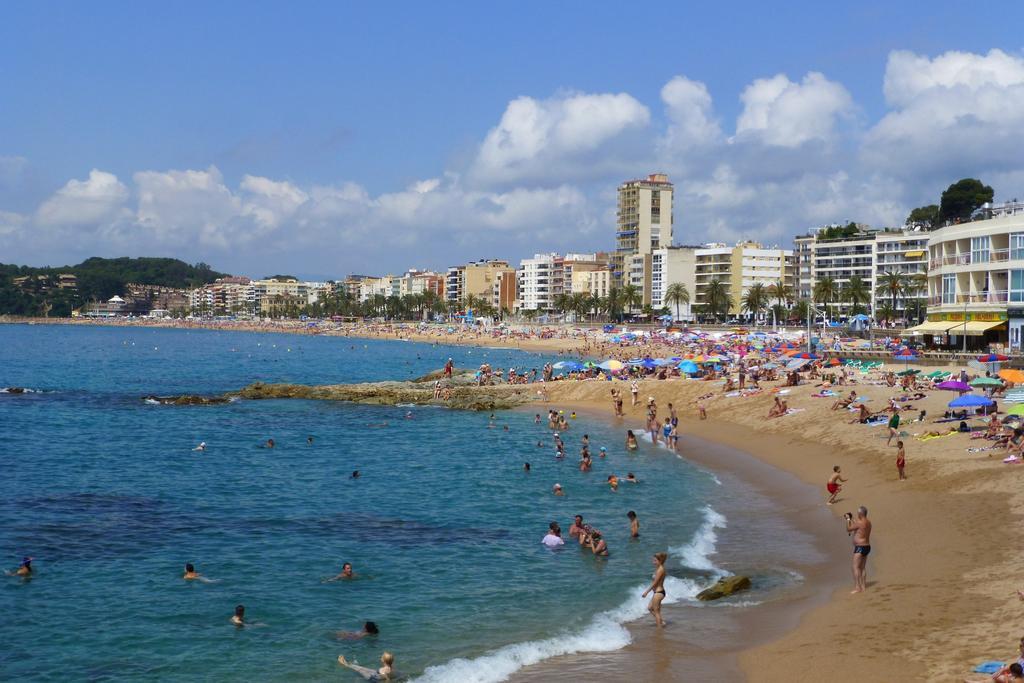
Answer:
[1008,403,1024,416]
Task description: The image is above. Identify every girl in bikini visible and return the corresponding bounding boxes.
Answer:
[642,552,668,627]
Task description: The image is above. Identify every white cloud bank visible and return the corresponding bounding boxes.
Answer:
[2,48,1024,275]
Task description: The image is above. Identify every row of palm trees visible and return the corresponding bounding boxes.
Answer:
[250,270,927,324]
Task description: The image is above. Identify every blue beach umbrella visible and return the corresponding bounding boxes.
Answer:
[948,394,994,407]
[678,360,699,374]
[552,360,584,371]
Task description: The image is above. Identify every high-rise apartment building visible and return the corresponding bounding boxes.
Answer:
[612,173,674,286]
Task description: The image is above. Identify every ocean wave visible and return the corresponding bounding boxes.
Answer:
[412,506,728,683]
[0,387,46,394]
[672,505,728,576]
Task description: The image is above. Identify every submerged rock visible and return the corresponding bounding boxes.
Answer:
[696,575,752,601]
[142,395,231,406]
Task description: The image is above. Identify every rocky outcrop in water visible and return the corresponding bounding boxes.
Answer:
[231,381,532,411]
[143,395,232,406]
[696,575,752,601]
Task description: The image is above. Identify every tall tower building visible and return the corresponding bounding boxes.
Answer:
[612,173,674,287]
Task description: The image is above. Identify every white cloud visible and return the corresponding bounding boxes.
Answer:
[133,167,242,248]
[35,169,129,227]
[471,91,650,185]
[659,76,721,151]
[865,49,1024,176]
[735,72,853,147]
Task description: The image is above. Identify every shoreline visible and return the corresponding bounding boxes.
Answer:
[507,409,849,682]
[11,319,1022,680]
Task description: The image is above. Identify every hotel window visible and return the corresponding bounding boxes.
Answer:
[942,274,956,304]
[1011,233,1024,261]
[1012,270,1024,304]
[971,236,990,263]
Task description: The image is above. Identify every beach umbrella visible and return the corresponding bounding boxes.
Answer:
[999,369,1024,384]
[969,376,1003,387]
[936,380,971,393]
[678,360,699,375]
[1005,389,1024,404]
[793,352,819,360]
[896,369,920,376]
[786,358,811,371]
[948,394,994,408]
[1008,403,1024,416]
[552,360,584,371]
[762,362,780,370]
[598,359,625,371]
[978,354,1010,363]
[828,358,842,366]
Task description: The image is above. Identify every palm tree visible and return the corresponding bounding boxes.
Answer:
[606,287,622,321]
[792,298,811,324]
[663,282,690,322]
[813,277,838,317]
[843,276,871,316]
[876,271,907,318]
[876,302,896,326]
[767,279,792,309]
[552,292,572,319]
[619,284,641,317]
[704,279,733,322]
[569,292,591,323]
[741,282,768,323]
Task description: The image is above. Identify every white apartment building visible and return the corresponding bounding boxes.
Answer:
[517,253,564,312]
[359,276,399,303]
[872,230,928,316]
[793,234,815,301]
[650,246,697,320]
[693,242,792,316]
[612,173,674,285]
[914,203,1024,349]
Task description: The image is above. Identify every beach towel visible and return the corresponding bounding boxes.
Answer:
[1004,455,1020,464]
[915,431,958,442]
[782,408,805,416]
[974,661,1005,674]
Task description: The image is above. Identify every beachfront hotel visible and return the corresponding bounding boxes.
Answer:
[650,246,699,321]
[611,173,674,287]
[692,242,794,316]
[794,226,928,320]
[914,200,1024,351]
[517,252,610,313]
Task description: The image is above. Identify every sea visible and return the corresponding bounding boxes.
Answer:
[0,324,823,682]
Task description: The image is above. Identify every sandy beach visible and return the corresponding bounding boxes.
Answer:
[8,318,1022,681]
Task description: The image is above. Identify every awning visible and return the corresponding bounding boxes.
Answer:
[953,320,1007,336]
[906,320,960,334]
[903,250,926,257]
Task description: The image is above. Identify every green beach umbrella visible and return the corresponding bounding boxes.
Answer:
[970,376,1003,387]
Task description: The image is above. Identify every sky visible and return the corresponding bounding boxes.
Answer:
[2,2,1024,279]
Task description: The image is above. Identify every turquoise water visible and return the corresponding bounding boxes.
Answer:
[0,325,721,682]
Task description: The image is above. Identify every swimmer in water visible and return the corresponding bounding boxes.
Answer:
[307,436,314,445]
[404,412,413,420]
[335,621,379,640]
[262,438,275,449]
[523,462,531,472]
[351,470,361,479]
[625,472,638,484]
[607,474,619,491]
[231,604,247,627]
[553,483,564,496]
[192,442,206,451]
[337,652,394,681]
[626,430,639,451]
[183,562,215,583]
[627,510,640,537]
[325,562,356,582]
[599,446,607,458]
[6,556,32,577]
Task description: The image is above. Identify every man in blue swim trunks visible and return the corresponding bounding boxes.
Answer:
[845,506,872,594]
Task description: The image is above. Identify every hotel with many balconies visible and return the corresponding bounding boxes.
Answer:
[913,201,1024,350]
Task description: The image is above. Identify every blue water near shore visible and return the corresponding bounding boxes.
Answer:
[0,325,727,682]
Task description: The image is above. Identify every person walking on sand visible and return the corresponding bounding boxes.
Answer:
[886,408,901,446]
[642,552,668,627]
[845,506,872,594]
[630,380,639,407]
[895,440,906,480]
[826,465,846,505]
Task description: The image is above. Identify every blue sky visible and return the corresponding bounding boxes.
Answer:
[2,2,1023,278]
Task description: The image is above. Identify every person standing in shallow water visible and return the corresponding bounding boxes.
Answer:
[642,552,668,627]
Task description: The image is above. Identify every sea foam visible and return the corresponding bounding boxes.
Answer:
[413,506,727,683]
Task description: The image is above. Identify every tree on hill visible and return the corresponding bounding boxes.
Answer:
[939,178,994,224]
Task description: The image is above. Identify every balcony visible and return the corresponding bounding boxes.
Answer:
[928,290,1009,306]
[929,249,1014,269]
